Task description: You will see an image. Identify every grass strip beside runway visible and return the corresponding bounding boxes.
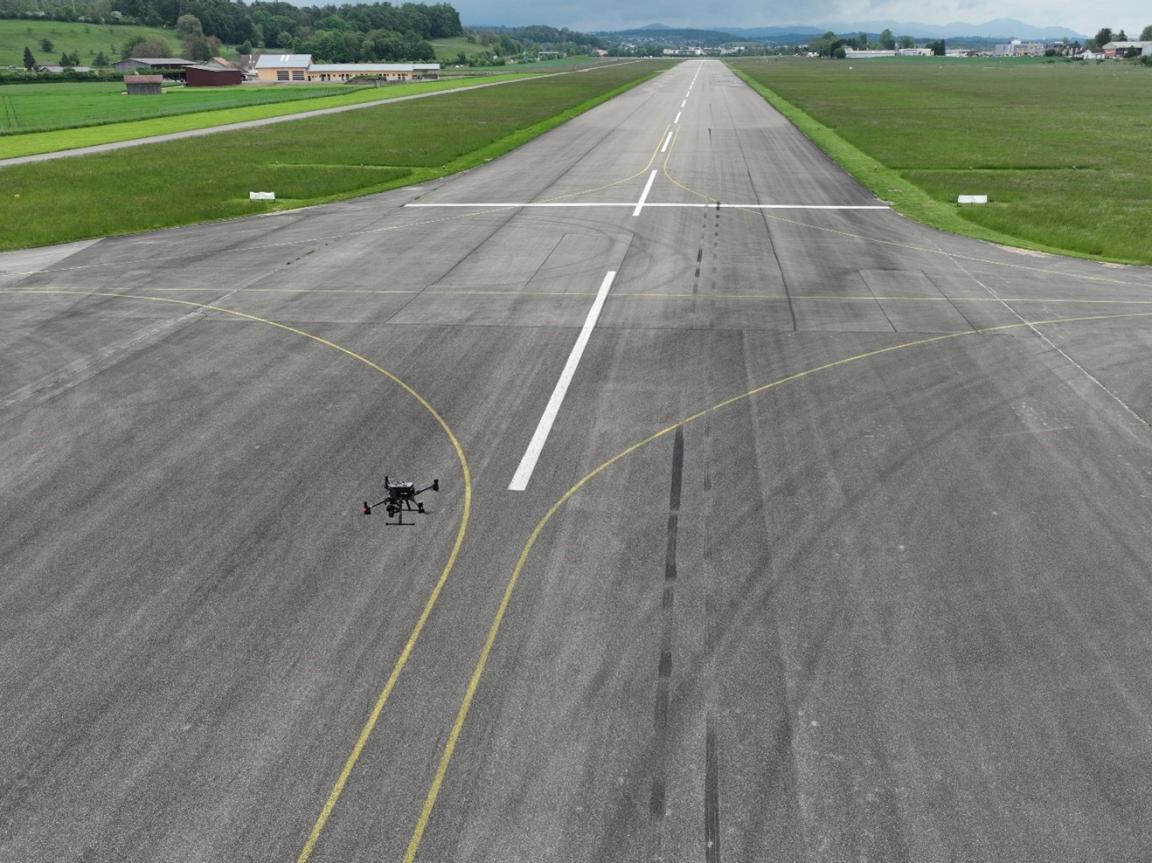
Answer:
[0,61,667,250]
[0,75,531,159]
[731,58,1152,264]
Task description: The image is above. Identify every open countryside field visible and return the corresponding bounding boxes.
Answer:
[0,19,177,67]
[0,81,360,134]
[429,35,483,61]
[0,73,532,158]
[0,60,666,249]
[731,57,1152,263]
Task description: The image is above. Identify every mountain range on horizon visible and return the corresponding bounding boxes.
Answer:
[627,18,1085,40]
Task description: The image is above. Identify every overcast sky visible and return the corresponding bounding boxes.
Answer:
[455,0,1149,37]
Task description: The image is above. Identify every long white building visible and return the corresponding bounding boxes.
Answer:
[253,54,439,83]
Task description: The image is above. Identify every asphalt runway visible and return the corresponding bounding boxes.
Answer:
[4,59,1152,862]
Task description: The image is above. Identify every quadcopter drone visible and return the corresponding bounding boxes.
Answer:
[363,476,439,525]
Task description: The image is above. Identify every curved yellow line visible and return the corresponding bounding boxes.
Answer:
[0,288,472,863]
[404,309,1152,860]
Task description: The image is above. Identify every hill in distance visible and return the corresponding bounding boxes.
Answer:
[719,18,1085,40]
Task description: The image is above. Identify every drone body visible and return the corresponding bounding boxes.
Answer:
[363,476,439,525]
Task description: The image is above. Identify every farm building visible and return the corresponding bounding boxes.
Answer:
[186,63,243,87]
[124,75,163,95]
[114,57,196,80]
[253,54,439,83]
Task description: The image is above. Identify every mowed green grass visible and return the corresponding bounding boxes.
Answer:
[0,81,358,134]
[0,74,530,158]
[0,19,177,67]
[731,58,1152,263]
[0,61,668,249]
[429,36,483,61]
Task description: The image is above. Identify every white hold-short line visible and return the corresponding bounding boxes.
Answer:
[632,170,658,217]
[661,130,674,153]
[405,202,890,210]
[508,270,618,491]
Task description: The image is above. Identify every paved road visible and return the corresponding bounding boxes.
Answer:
[4,59,1152,862]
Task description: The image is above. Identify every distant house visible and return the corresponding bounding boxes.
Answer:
[185,63,243,87]
[124,74,163,95]
[39,64,94,74]
[114,57,195,80]
[1102,40,1152,58]
[252,53,439,83]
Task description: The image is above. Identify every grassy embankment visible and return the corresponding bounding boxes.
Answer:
[731,57,1152,264]
[0,19,178,66]
[0,73,532,158]
[0,60,668,250]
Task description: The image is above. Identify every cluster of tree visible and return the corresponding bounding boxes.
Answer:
[1,0,462,62]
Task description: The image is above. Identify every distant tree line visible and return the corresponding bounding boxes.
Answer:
[442,25,604,67]
[0,0,462,62]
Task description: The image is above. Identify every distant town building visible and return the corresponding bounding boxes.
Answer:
[993,40,1046,56]
[114,57,196,80]
[252,54,440,83]
[843,47,933,59]
[38,64,94,74]
[185,63,243,87]
[1102,40,1152,58]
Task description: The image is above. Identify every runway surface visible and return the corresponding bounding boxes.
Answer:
[4,59,1152,862]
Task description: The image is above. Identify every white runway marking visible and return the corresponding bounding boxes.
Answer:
[661,130,674,153]
[508,270,618,491]
[674,111,682,124]
[632,170,658,217]
[405,202,890,210]
[680,99,687,108]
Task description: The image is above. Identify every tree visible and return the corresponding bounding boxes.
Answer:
[1095,27,1113,47]
[879,28,895,50]
[93,51,109,66]
[23,45,36,70]
[1141,25,1152,40]
[857,31,869,49]
[1116,29,1128,41]
[40,37,54,52]
[176,14,203,37]
[124,36,171,59]
[898,34,914,49]
[928,39,945,56]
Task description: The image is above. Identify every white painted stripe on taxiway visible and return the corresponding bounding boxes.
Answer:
[508,270,618,491]
[632,170,658,217]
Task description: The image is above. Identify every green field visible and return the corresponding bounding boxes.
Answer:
[0,61,668,250]
[731,57,1152,263]
[0,81,360,134]
[429,36,484,62]
[0,19,178,67]
[0,74,531,158]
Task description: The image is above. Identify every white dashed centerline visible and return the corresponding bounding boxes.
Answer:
[508,270,618,491]
[661,130,674,153]
[674,111,682,124]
